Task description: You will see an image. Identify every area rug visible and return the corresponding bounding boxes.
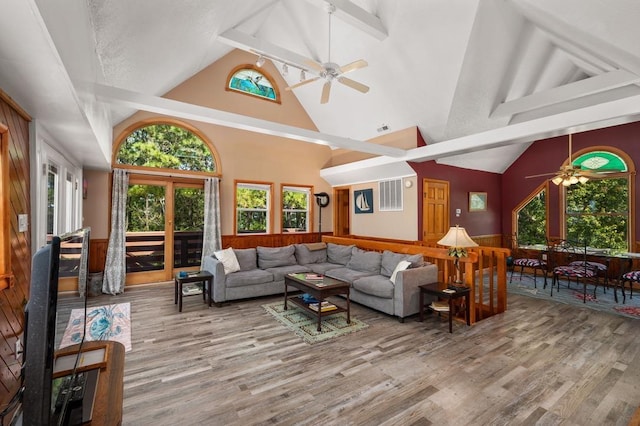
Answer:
[262,301,368,344]
[508,274,640,320]
[59,302,132,352]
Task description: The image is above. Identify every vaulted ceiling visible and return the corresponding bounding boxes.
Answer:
[1,0,640,184]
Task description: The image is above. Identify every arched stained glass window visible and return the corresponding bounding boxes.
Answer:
[572,151,628,172]
[226,65,279,102]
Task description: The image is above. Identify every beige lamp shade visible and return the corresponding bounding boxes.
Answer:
[437,225,478,249]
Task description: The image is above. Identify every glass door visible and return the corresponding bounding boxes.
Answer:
[124,177,205,285]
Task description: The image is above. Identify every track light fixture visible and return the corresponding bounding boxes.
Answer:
[300,69,306,82]
[256,55,265,67]
[281,63,288,76]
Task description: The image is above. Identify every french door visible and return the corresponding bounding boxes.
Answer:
[125,175,204,285]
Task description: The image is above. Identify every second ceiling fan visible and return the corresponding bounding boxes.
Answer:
[285,2,369,104]
[525,134,623,186]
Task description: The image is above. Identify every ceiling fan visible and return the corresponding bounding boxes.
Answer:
[285,2,369,104]
[525,134,623,186]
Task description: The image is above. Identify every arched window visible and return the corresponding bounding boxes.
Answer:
[563,148,634,251]
[115,123,217,173]
[226,65,280,103]
[112,122,220,284]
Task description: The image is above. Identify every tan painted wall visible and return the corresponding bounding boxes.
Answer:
[349,176,418,240]
[82,169,110,239]
[84,50,423,242]
[330,126,421,166]
[101,49,334,236]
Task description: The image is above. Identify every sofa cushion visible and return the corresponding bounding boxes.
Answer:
[225,269,274,288]
[234,248,257,271]
[214,247,241,274]
[327,243,354,266]
[257,245,296,269]
[346,247,382,274]
[325,267,377,284]
[352,275,394,299]
[295,244,327,265]
[390,260,411,284]
[380,250,424,277]
[266,264,311,282]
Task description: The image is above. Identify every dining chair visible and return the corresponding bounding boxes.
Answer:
[548,239,598,303]
[507,234,548,288]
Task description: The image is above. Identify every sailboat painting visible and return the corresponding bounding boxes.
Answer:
[354,189,374,214]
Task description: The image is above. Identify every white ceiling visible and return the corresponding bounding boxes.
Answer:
[1,0,640,182]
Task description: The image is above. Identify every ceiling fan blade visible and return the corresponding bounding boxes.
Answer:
[285,76,320,91]
[337,76,369,93]
[339,59,368,74]
[304,59,325,73]
[320,81,331,104]
[526,172,559,179]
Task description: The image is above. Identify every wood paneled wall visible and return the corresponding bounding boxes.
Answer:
[0,90,31,411]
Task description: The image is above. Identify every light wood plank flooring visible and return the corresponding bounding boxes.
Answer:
[61,282,640,425]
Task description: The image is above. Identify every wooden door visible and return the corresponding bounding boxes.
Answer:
[333,187,350,236]
[423,179,450,241]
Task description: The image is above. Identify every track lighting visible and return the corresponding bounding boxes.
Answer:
[300,69,306,81]
[281,63,288,76]
[256,56,265,67]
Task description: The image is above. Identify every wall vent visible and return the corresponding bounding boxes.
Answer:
[379,179,403,211]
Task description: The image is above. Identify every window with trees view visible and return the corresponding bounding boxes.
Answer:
[236,182,272,234]
[516,188,546,245]
[116,123,216,172]
[282,185,311,232]
[566,178,629,251]
[115,123,217,278]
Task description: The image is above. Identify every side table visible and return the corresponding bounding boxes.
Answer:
[419,283,471,333]
[174,271,213,312]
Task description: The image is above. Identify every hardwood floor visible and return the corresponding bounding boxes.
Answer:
[68,282,640,425]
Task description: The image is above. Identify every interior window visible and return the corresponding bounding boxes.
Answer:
[282,185,311,232]
[236,182,272,234]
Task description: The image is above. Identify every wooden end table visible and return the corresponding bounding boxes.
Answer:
[174,271,213,312]
[419,283,471,333]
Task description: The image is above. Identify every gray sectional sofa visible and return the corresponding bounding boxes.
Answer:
[201,242,438,320]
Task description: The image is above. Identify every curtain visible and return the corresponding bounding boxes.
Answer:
[103,169,129,295]
[201,177,222,265]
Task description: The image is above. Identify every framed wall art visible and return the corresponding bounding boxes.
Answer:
[354,189,374,214]
[469,192,487,212]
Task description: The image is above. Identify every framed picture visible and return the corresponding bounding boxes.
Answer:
[469,192,487,212]
[354,189,374,214]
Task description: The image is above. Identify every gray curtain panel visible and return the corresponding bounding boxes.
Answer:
[201,177,222,266]
[103,169,129,295]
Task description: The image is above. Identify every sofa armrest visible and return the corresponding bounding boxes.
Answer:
[393,264,438,318]
[202,255,226,303]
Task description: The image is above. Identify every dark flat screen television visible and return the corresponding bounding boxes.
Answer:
[19,227,91,426]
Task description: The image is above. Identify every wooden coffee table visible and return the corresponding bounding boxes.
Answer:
[284,273,350,331]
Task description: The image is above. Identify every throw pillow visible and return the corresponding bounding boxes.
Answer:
[327,243,354,265]
[381,250,425,277]
[257,245,296,269]
[390,260,412,284]
[233,248,257,271]
[346,247,382,274]
[295,244,327,265]
[214,247,241,275]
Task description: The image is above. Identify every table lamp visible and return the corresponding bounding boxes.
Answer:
[437,225,478,288]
